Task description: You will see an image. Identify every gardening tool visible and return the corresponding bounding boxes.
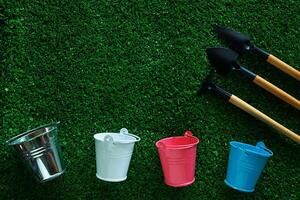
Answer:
[225,141,273,192]
[215,26,300,81]
[94,128,140,182]
[6,122,65,182]
[198,80,300,144]
[206,47,300,110]
[156,131,200,187]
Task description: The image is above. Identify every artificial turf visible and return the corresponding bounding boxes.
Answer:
[1,0,300,199]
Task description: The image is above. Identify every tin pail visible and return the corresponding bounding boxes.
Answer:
[6,122,64,182]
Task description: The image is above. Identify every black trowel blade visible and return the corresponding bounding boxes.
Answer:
[206,47,239,75]
[215,26,251,54]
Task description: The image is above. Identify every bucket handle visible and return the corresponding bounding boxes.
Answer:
[104,135,114,143]
[119,128,141,142]
[184,130,193,137]
[256,141,273,156]
[256,141,266,149]
[104,134,114,152]
[184,130,194,146]
[157,141,166,149]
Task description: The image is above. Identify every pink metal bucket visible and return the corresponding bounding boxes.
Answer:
[156,131,200,187]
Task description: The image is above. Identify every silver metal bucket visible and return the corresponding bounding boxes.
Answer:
[6,122,65,182]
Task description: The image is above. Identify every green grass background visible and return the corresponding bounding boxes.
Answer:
[1,0,300,199]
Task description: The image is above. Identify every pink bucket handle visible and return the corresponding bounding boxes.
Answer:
[184,131,193,137]
[157,141,166,149]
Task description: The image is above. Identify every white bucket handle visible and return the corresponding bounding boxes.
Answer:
[119,128,141,143]
[104,135,114,152]
[104,135,114,143]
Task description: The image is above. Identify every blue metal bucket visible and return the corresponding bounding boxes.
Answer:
[224,141,273,192]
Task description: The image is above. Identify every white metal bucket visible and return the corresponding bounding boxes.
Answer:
[94,128,140,182]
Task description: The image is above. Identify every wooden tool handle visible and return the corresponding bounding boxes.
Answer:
[229,95,300,144]
[267,54,300,81]
[253,75,300,110]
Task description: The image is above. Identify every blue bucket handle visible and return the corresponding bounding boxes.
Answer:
[256,141,267,149]
[256,141,273,157]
